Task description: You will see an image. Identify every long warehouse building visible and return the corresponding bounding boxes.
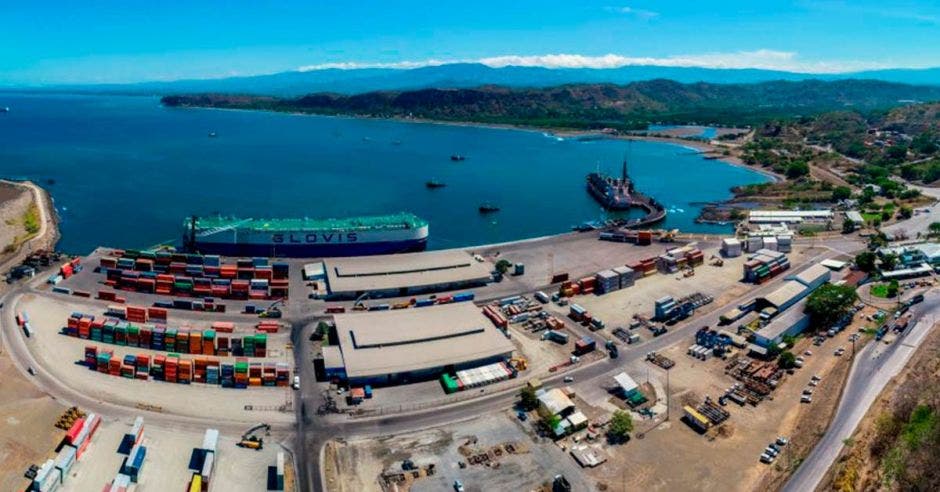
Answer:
[321,249,493,299]
[327,303,515,386]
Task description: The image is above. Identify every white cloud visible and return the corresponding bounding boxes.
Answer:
[606,6,660,20]
[299,51,892,74]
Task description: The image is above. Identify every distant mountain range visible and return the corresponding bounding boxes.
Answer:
[11,63,940,97]
[161,79,940,129]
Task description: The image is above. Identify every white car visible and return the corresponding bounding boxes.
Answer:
[811,374,821,382]
[292,376,300,390]
[776,436,789,446]
[563,376,574,383]
[809,380,818,387]
[802,387,814,396]
[801,394,813,403]
[803,350,813,356]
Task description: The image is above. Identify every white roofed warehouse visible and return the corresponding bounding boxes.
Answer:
[331,303,515,386]
[321,249,493,299]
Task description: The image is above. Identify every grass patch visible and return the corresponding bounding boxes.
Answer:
[23,202,40,235]
[861,212,881,223]
[870,284,890,298]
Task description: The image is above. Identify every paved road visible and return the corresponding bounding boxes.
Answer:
[782,290,940,492]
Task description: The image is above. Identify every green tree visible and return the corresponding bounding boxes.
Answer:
[929,222,940,237]
[786,161,810,179]
[881,253,898,272]
[898,206,913,220]
[855,251,877,273]
[842,218,857,234]
[607,410,634,443]
[832,186,853,201]
[495,259,513,274]
[519,386,539,411]
[806,284,859,329]
[541,413,561,432]
[886,280,899,298]
[778,351,797,369]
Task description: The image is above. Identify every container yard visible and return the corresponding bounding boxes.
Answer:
[11,293,295,425]
[97,249,290,300]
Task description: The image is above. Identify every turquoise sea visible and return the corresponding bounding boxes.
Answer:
[0,93,769,253]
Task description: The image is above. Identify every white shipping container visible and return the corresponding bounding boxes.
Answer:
[202,429,219,452]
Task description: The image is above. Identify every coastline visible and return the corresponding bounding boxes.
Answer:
[180,104,782,184]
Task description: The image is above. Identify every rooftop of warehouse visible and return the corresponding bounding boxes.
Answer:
[334,303,514,378]
[761,280,810,308]
[193,213,427,232]
[789,263,832,287]
[323,249,492,293]
[759,298,809,340]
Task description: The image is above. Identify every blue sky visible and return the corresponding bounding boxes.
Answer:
[3,0,940,85]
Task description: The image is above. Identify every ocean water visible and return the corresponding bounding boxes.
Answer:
[0,93,769,253]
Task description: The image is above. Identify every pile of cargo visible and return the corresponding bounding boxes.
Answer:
[349,291,476,313]
[83,345,290,388]
[720,238,743,257]
[626,257,658,277]
[542,330,569,344]
[15,311,34,338]
[744,235,792,253]
[743,249,790,284]
[100,250,289,300]
[656,247,705,273]
[267,452,286,491]
[574,336,596,355]
[148,297,227,313]
[441,361,515,393]
[66,313,269,357]
[46,257,83,285]
[116,417,147,483]
[188,429,218,492]
[31,411,102,491]
[594,266,635,295]
[598,229,654,245]
[654,292,714,323]
[482,304,508,328]
[559,276,595,296]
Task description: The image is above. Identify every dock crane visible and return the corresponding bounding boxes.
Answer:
[237,423,270,450]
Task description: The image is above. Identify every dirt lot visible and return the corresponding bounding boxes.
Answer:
[0,352,66,492]
[15,292,295,425]
[324,412,591,492]
[582,309,868,491]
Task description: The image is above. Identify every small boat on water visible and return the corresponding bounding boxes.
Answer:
[1,107,9,113]
[208,131,218,138]
[450,154,466,161]
[478,203,500,213]
[425,180,446,189]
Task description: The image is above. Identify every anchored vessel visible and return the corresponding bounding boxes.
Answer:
[183,213,429,257]
[586,160,667,227]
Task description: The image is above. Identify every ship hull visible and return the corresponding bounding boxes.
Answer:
[193,237,428,257]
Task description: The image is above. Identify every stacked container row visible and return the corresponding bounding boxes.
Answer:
[66,314,268,357]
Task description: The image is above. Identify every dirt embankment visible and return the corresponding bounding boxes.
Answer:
[0,182,33,254]
[821,325,940,492]
[0,180,59,265]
